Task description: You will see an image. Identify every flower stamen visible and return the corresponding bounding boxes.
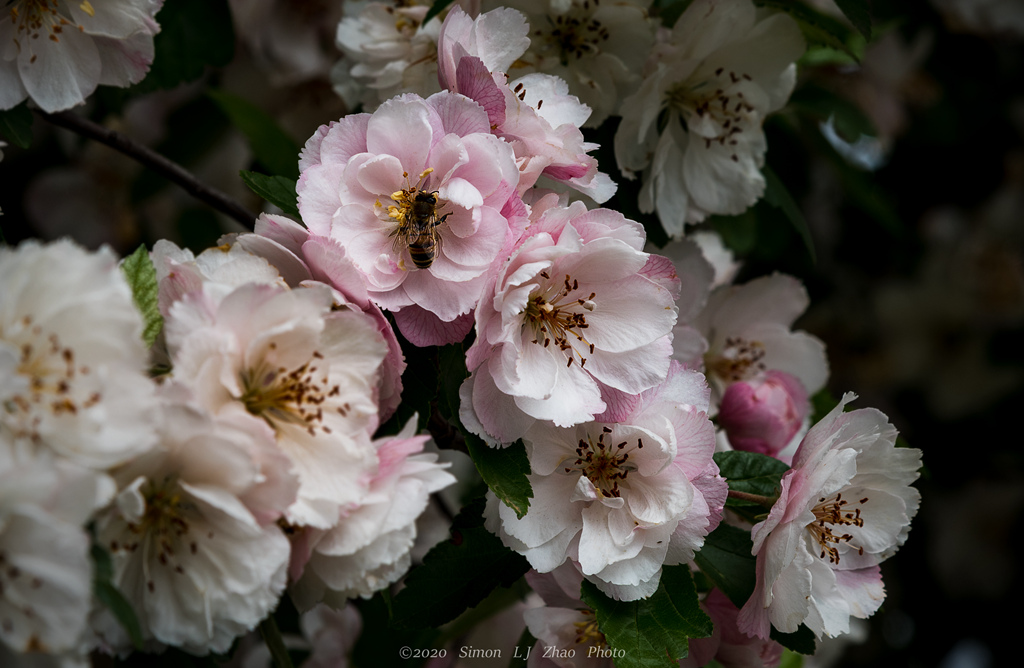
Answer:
[807,492,867,564]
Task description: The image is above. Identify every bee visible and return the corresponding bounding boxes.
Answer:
[396,190,448,269]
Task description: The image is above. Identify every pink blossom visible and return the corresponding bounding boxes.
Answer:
[437,7,616,202]
[296,91,522,343]
[718,370,809,458]
[486,363,727,600]
[737,394,922,639]
[681,589,783,668]
[461,202,678,444]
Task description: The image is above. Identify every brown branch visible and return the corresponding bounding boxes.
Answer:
[727,489,778,508]
[36,109,257,229]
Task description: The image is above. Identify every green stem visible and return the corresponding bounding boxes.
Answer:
[259,615,295,668]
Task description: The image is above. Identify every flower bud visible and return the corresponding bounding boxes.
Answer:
[718,370,810,457]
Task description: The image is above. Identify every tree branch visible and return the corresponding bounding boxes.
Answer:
[36,109,257,229]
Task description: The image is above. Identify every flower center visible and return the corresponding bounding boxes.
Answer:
[706,336,766,383]
[573,610,606,647]
[563,426,641,498]
[806,492,868,564]
[533,2,610,65]
[665,67,756,161]
[524,271,596,368]
[112,476,199,589]
[240,347,347,437]
[3,317,101,438]
[8,1,91,56]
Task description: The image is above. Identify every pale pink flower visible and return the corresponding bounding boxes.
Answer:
[93,382,295,654]
[229,0,342,85]
[296,91,522,342]
[680,588,783,668]
[0,239,158,469]
[487,363,726,600]
[0,437,112,657]
[614,0,804,236]
[737,395,922,639]
[288,418,456,609]
[682,273,828,410]
[0,0,162,113]
[234,214,407,422]
[164,282,387,529]
[522,567,613,668]
[437,7,616,203]
[461,202,678,444]
[718,370,809,458]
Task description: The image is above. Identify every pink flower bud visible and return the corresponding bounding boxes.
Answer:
[718,370,810,457]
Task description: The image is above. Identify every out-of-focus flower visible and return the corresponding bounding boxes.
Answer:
[487,363,726,600]
[0,0,163,112]
[0,239,158,469]
[229,0,342,85]
[0,438,112,658]
[331,1,443,110]
[615,0,804,237]
[718,369,810,458]
[437,6,616,203]
[164,282,386,529]
[296,92,522,343]
[485,0,656,128]
[461,202,677,444]
[737,395,922,640]
[681,588,783,668]
[289,418,455,609]
[680,273,828,411]
[93,382,294,654]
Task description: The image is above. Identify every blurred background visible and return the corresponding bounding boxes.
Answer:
[1,1,1022,667]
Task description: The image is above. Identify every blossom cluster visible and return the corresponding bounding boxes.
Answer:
[0,0,925,667]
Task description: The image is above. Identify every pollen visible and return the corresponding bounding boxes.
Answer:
[806,492,867,564]
[563,429,639,498]
[707,336,766,383]
[240,352,341,437]
[524,272,596,367]
[572,610,607,647]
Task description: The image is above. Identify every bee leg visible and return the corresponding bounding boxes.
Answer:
[435,213,450,228]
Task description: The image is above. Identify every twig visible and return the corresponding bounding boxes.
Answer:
[258,615,295,668]
[727,489,777,508]
[36,109,257,229]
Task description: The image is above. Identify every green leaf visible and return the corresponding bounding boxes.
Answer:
[353,594,439,668]
[755,0,861,60]
[91,544,144,650]
[0,102,33,149]
[437,342,468,422]
[138,0,235,91]
[240,171,300,217]
[763,165,816,264]
[390,498,530,630]
[423,0,453,26]
[779,648,806,668]
[709,208,758,256]
[771,624,817,655]
[120,244,163,349]
[581,565,712,668]
[833,0,872,39]
[691,524,757,609]
[714,451,790,510]
[209,90,300,179]
[464,434,533,519]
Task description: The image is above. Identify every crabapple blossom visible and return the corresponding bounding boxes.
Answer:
[92,382,295,654]
[485,0,656,127]
[229,0,342,85]
[718,369,810,458]
[0,437,112,657]
[331,1,444,111]
[487,362,726,600]
[680,588,784,668]
[523,566,613,668]
[288,418,455,609]
[233,214,407,421]
[296,91,522,342]
[0,0,162,113]
[0,239,158,469]
[737,394,923,639]
[437,7,616,202]
[461,201,678,444]
[615,0,804,236]
[679,272,828,411]
[164,282,386,529]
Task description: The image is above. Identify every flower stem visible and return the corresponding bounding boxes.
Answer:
[259,615,295,668]
[728,489,777,507]
[35,109,257,229]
